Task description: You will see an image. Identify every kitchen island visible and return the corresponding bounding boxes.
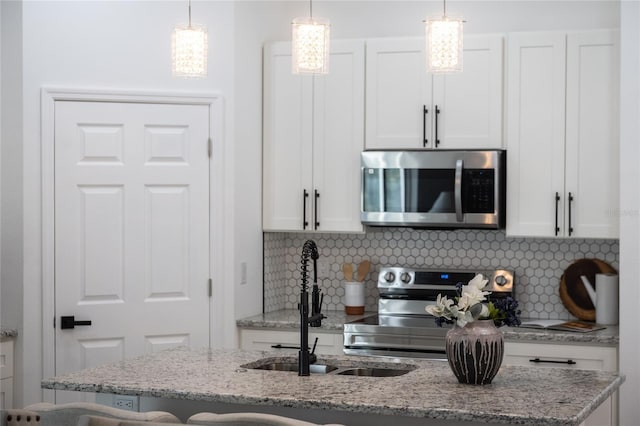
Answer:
[42,346,623,426]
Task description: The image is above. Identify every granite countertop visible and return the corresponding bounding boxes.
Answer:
[0,328,17,338]
[42,346,624,426]
[237,310,619,345]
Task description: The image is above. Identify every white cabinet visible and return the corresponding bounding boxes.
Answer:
[506,30,619,239]
[238,328,343,356]
[0,338,14,409]
[262,40,365,233]
[365,35,503,150]
[504,341,618,426]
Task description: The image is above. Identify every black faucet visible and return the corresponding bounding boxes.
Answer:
[299,240,325,376]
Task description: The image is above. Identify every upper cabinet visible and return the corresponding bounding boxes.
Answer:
[506,30,619,239]
[365,35,504,150]
[262,40,365,233]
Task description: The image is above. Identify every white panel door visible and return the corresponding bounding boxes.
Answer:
[565,30,620,239]
[433,34,503,149]
[54,101,210,402]
[313,40,365,233]
[506,32,567,237]
[365,38,431,149]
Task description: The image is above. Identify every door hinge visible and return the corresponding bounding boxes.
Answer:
[207,138,212,158]
[208,278,213,298]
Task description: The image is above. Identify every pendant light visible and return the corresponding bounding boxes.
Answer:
[292,0,330,75]
[172,0,208,78]
[424,0,464,74]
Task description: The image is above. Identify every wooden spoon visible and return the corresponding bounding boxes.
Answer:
[342,263,354,281]
[356,260,371,282]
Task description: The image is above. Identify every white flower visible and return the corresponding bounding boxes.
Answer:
[425,274,492,327]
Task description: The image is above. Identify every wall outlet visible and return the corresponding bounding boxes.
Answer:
[240,261,247,285]
[318,261,329,278]
[114,395,139,411]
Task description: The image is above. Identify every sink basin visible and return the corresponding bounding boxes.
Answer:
[335,367,412,377]
[251,362,338,374]
[241,357,417,377]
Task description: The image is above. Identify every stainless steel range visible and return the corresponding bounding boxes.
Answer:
[343,267,514,359]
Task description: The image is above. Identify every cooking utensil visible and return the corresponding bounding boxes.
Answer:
[342,263,354,281]
[356,260,371,282]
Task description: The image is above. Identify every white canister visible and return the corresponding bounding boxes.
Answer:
[596,273,619,325]
[344,281,365,315]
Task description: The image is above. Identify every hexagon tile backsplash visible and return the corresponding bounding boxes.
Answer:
[263,228,619,320]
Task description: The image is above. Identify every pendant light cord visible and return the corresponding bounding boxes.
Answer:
[188,0,192,27]
[443,0,447,17]
[309,0,313,18]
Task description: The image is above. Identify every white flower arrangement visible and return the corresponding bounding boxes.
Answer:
[425,274,521,328]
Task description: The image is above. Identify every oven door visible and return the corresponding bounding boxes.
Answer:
[343,315,448,360]
[361,149,505,229]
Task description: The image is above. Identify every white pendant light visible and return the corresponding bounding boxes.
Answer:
[425,0,464,74]
[172,0,208,78]
[292,0,330,75]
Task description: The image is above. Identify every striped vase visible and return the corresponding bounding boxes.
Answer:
[445,319,504,385]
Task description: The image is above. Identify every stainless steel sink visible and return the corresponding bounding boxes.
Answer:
[335,367,412,377]
[241,358,416,377]
[251,362,338,374]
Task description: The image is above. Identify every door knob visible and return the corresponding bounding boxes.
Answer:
[60,315,92,330]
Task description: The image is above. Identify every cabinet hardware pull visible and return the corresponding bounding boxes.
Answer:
[555,192,560,236]
[529,357,577,365]
[314,190,320,230]
[303,190,309,230]
[435,105,441,147]
[271,344,306,350]
[568,192,574,236]
[423,105,429,147]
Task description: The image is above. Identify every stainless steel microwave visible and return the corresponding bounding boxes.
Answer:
[361,149,506,229]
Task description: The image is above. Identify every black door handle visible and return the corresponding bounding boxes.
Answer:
[435,105,441,147]
[423,105,429,147]
[60,315,92,330]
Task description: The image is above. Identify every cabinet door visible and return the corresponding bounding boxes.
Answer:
[365,38,431,149]
[432,34,503,149]
[565,30,620,239]
[506,32,567,237]
[263,42,314,231]
[313,40,365,233]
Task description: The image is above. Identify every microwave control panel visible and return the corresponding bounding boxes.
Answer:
[463,170,495,213]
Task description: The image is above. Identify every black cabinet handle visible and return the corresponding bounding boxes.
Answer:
[303,189,309,230]
[314,190,320,230]
[60,315,92,330]
[568,192,574,236]
[529,357,577,365]
[423,105,429,147]
[435,105,441,147]
[554,192,560,236]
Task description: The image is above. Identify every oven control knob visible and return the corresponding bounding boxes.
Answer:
[495,275,508,286]
[383,272,395,283]
[400,272,411,284]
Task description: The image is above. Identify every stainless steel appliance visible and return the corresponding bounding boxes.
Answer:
[361,149,506,229]
[343,267,514,359]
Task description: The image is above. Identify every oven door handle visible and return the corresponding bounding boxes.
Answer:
[454,159,464,222]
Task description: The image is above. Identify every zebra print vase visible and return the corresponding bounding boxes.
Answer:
[445,319,504,385]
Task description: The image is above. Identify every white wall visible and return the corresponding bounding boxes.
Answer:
[619,1,640,423]
[18,0,237,406]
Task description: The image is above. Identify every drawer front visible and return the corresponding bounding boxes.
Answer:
[504,341,617,372]
[0,340,14,380]
[239,329,343,355]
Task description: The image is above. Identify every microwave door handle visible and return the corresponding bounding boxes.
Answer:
[454,159,463,222]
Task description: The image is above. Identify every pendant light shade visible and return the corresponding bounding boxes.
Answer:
[172,0,207,78]
[292,1,330,74]
[425,0,463,74]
